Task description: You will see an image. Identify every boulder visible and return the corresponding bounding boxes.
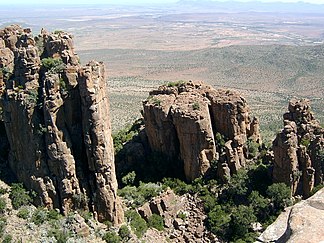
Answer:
[258,187,324,243]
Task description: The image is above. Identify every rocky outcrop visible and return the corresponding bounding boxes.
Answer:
[0,25,123,224]
[143,81,261,181]
[273,98,323,197]
[138,189,219,242]
[258,187,324,243]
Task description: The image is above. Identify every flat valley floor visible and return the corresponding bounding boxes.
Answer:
[1,3,323,141]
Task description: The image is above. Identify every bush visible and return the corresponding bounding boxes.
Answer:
[246,138,259,158]
[192,102,200,110]
[9,183,32,210]
[48,228,71,243]
[17,207,30,219]
[0,198,6,214]
[118,182,163,208]
[31,208,48,225]
[41,57,65,73]
[248,191,270,221]
[266,183,291,210]
[1,234,12,243]
[125,210,147,238]
[147,214,164,231]
[166,80,185,87]
[0,217,6,238]
[207,205,231,238]
[48,209,61,220]
[121,171,136,186]
[0,188,8,195]
[230,205,257,240]
[103,231,121,243]
[118,225,130,240]
[162,178,193,195]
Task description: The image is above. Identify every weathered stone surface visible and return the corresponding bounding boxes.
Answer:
[0,25,122,224]
[143,81,261,181]
[170,92,216,181]
[79,61,123,224]
[258,188,324,243]
[273,99,323,197]
[138,189,220,242]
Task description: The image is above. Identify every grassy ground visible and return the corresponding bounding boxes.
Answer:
[79,45,324,142]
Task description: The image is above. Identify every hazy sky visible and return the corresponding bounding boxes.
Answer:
[2,0,324,4]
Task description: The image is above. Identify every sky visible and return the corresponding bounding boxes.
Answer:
[1,0,324,4]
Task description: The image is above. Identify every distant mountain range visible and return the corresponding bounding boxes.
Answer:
[176,0,324,13]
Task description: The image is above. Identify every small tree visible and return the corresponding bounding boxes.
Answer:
[9,183,32,210]
[266,183,291,210]
[147,214,164,231]
[207,205,231,238]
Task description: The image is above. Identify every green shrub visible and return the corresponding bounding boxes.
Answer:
[48,209,61,220]
[31,208,48,225]
[166,80,185,87]
[0,198,6,214]
[266,183,292,210]
[125,210,147,238]
[246,138,259,158]
[118,225,130,240]
[102,231,121,243]
[17,207,30,219]
[0,188,7,195]
[1,234,12,243]
[207,205,231,238]
[118,182,163,208]
[41,57,65,73]
[113,120,142,154]
[177,212,186,220]
[147,214,164,231]
[0,217,6,238]
[162,178,193,195]
[310,184,324,196]
[151,98,161,106]
[192,102,200,110]
[9,183,32,210]
[230,205,257,240]
[48,228,71,243]
[121,171,136,186]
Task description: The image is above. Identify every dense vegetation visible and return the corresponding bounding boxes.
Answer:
[113,119,297,242]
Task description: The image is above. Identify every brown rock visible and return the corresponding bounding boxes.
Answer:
[0,25,122,224]
[259,188,324,243]
[143,81,261,181]
[273,99,323,197]
[79,61,123,224]
[171,92,217,181]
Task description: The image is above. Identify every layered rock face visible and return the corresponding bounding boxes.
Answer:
[143,81,261,181]
[273,98,324,197]
[0,25,123,224]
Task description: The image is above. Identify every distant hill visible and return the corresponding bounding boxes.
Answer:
[176,0,324,13]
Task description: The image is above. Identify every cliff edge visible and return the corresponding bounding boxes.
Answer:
[0,25,123,224]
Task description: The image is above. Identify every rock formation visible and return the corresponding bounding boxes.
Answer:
[273,98,324,197]
[142,81,261,181]
[0,25,123,224]
[138,189,219,242]
[258,187,324,243]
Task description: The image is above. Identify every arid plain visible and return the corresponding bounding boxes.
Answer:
[1,3,323,141]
